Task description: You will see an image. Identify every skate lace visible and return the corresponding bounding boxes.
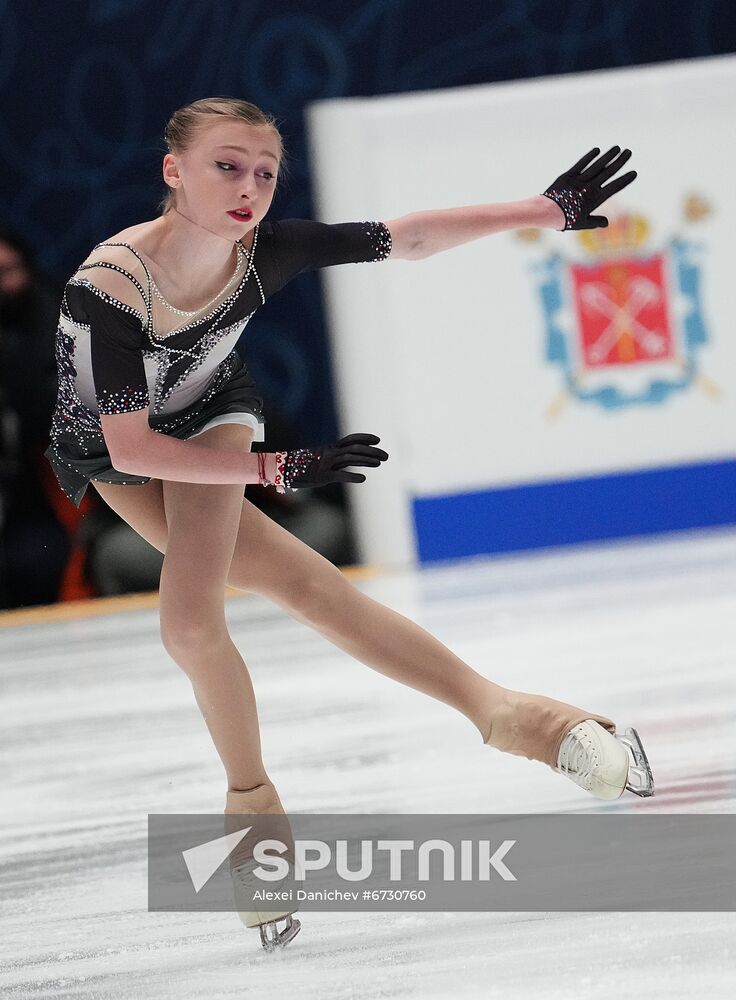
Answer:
[558,731,596,786]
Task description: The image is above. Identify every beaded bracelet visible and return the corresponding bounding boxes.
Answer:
[257,451,288,494]
[273,451,286,493]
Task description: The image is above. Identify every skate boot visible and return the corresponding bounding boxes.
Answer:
[224,783,302,952]
[556,722,655,798]
[484,690,654,799]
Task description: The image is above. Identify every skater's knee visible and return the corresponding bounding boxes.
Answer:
[286,562,350,624]
[159,611,229,665]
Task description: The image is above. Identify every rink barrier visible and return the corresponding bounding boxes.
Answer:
[413,457,736,562]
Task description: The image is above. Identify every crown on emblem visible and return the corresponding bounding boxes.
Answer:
[577,212,649,257]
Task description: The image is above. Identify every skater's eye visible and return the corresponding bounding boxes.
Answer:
[215,162,275,181]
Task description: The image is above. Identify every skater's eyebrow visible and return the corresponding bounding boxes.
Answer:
[215,144,279,163]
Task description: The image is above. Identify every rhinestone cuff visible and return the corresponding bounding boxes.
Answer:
[541,186,585,230]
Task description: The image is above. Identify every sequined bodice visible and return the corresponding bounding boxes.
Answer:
[68,225,263,342]
[49,217,392,433]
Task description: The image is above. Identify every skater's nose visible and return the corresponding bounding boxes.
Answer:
[239,172,259,200]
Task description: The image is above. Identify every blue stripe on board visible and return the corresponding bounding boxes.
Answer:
[412,459,736,562]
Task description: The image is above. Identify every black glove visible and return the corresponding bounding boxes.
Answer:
[283,432,389,489]
[541,146,637,231]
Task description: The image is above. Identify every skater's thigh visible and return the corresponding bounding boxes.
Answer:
[90,425,344,610]
[228,495,347,613]
[91,423,254,583]
[90,477,167,554]
[159,424,254,596]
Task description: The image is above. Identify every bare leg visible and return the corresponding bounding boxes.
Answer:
[178,497,503,741]
[286,582,613,766]
[222,500,616,769]
[299,586,504,742]
[180,633,270,792]
[155,427,271,793]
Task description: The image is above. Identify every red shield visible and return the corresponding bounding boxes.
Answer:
[569,254,673,367]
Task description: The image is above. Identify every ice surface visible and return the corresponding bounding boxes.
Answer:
[1,529,734,997]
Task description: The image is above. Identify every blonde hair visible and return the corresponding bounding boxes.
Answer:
[157,96,289,216]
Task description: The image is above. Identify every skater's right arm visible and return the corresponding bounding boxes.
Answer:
[104,410,278,486]
[108,419,390,491]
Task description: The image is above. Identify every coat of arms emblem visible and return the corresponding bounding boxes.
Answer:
[527,200,715,413]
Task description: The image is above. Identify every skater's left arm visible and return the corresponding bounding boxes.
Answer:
[387,145,638,260]
[384,197,562,259]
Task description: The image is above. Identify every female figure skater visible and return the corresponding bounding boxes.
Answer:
[44,97,653,952]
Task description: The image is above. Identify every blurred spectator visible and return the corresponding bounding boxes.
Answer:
[0,226,77,609]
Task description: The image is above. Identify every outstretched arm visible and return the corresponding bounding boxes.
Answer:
[385,196,562,259]
[386,145,637,260]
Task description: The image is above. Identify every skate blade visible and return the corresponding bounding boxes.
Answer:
[618,726,655,797]
[259,914,301,952]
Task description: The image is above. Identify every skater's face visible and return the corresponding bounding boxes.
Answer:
[163,120,281,234]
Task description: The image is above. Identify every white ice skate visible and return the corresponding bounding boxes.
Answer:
[555,721,655,799]
[224,783,302,953]
[230,856,302,953]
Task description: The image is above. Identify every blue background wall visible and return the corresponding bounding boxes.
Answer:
[2,0,735,446]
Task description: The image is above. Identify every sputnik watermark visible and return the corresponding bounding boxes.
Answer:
[149,814,736,911]
[183,830,517,892]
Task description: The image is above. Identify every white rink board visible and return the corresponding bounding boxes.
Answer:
[307,55,736,565]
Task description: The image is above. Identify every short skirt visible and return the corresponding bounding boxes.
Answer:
[44,351,266,508]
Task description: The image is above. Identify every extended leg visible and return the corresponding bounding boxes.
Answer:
[224,499,618,771]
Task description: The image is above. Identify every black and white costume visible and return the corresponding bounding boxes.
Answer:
[44,218,392,506]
